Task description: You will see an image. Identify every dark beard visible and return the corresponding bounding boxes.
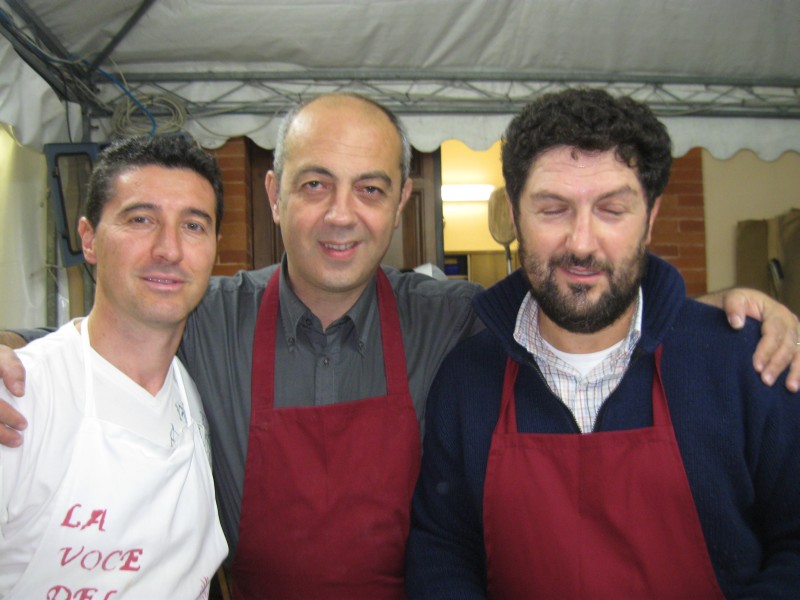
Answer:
[522,248,647,334]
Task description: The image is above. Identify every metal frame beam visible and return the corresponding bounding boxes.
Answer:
[96,73,800,120]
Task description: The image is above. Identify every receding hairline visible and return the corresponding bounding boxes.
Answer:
[276,93,409,183]
[286,94,402,145]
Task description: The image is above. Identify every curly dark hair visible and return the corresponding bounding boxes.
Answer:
[85,135,224,233]
[501,88,672,217]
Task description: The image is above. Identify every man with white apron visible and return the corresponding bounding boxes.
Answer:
[0,136,228,598]
[406,90,800,597]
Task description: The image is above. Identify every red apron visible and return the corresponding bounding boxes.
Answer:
[483,346,725,599]
[231,269,420,599]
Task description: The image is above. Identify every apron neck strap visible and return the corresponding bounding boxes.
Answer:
[251,268,410,413]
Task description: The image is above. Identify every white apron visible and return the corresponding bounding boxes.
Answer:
[5,319,227,600]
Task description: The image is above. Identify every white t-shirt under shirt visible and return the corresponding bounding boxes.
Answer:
[0,320,214,593]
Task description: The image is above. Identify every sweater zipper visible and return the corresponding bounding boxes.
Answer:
[591,345,647,433]
[522,354,583,434]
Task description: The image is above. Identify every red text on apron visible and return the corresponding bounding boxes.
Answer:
[232,269,420,599]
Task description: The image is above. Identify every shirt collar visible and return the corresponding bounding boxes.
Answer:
[277,257,377,354]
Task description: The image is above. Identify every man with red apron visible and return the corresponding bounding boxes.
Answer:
[405,89,800,598]
[407,259,800,598]
[231,269,420,599]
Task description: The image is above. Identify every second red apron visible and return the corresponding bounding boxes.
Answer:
[232,269,419,599]
[483,347,725,599]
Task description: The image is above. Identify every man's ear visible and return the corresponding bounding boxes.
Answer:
[266,170,281,225]
[393,178,414,228]
[645,196,662,244]
[78,217,98,265]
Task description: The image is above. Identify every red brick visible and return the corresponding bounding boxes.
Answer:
[676,195,704,207]
[221,221,247,239]
[670,255,707,270]
[225,181,247,196]
[674,206,704,219]
[679,220,706,232]
[650,245,679,258]
[677,245,706,257]
[686,283,707,297]
[223,212,247,226]
[652,219,680,236]
[665,182,703,195]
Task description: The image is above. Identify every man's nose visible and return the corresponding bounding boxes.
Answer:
[153,224,183,262]
[323,189,357,226]
[565,211,598,256]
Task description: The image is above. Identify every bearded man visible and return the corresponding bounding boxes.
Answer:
[405,88,800,599]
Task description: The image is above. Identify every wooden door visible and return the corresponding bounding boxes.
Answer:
[249,143,282,269]
[378,148,443,271]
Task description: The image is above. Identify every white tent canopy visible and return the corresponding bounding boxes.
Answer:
[1,0,799,158]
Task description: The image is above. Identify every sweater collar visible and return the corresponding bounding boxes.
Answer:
[473,253,686,361]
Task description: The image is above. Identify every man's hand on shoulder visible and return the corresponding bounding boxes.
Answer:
[0,331,28,350]
[702,288,800,392]
[0,337,29,447]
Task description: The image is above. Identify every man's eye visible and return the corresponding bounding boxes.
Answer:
[541,207,566,216]
[357,185,386,199]
[599,206,625,217]
[186,222,206,232]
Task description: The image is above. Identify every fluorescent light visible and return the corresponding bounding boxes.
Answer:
[441,184,495,202]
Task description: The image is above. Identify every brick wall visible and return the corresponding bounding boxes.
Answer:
[649,148,707,296]
[208,137,253,276]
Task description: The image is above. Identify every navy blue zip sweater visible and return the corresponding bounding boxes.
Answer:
[406,254,800,599]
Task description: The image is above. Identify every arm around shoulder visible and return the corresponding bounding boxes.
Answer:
[697,288,800,392]
[0,333,33,444]
[0,331,27,350]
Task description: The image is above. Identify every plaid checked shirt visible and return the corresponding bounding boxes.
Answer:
[513,289,643,433]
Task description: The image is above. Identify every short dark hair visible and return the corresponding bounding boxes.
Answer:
[272,92,412,186]
[501,88,672,216]
[85,135,224,233]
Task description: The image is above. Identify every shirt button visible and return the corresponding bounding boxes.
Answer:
[357,341,365,351]
[323,357,329,366]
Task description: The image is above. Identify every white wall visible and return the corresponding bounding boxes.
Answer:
[703,149,800,292]
[0,126,48,328]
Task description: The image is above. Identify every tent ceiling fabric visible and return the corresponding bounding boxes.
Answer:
[1,0,799,158]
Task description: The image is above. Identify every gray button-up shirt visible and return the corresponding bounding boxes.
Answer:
[179,259,482,558]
